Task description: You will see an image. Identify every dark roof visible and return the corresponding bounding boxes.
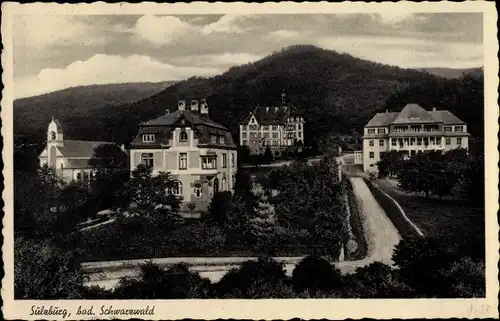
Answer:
[240,105,301,125]
[365,104,467,127]
[58,140,116,158]
[131,110,236,149]
[142,110,228,130]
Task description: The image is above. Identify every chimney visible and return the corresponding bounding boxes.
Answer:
[266,107,270,113]
[190,99,199,112]
[166,108,170,114]
[178,100,186,111]
[432,107,436,111]
[385,109,388,114]
[200,98,209,115]
[274,106,279,113]
[121,144,126,151]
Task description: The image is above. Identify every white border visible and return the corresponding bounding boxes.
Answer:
[2,2,498,319]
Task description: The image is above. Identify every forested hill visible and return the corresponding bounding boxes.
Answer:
[14,81,176,144]
[14,45,483,147]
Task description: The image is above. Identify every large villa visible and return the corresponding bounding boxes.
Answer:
[359,103,470,172]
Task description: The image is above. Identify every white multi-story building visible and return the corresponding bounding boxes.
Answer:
[362,103,470,172]
[128,99,238,212]
[238,93,305,154]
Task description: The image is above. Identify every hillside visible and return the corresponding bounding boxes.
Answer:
[417,67,483,79]
[14,81,176,144]
[14,45,483,148]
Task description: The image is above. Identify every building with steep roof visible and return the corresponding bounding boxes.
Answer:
[361,103,470,172]
[239,92,305,154]
[129,98,238,212]
[38,118,124,183]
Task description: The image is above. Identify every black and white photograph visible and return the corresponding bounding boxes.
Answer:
[2,2,498,320]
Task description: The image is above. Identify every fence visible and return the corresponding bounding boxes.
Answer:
[363,178,424,239]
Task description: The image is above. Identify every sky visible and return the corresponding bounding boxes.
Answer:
[13,13,483,98]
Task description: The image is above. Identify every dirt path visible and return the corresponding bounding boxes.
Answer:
[336,177,401,273]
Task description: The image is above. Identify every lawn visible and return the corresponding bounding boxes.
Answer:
[374,179,484,253]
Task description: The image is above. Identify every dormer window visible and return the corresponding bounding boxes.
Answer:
[220,135,225,144]
[179,131,188,142]
[142,134,155,143]
[210,135,217,144]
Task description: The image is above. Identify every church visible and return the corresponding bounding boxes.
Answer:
[38,118,124,183]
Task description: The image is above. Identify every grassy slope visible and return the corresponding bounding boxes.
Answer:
[374,179,484,248]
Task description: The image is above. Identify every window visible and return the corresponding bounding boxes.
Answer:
[298,132,302,138]
[231,153,235,168]
[179,153,187,169]
[272,125,278,131]
[242,132,247,138]
[262,125,268,131]
[170,181,183,196]
[455,126,464,132]
[142,134,155,143]
[444,126,452,132]
[377,128,385,134]
[242,139,248,145]
[379,139,384,147]
[391,139,396,146]
[202,156,217,169]
[457,137,462,145]
[250,133,256,138]
[211,135,217,144]
[232,175,236,187]
[298,124,302,130]
[369,152,374,159]
[50,131,56,140]
[369,140,374,147]
[222,153,227,168]
[272,140,279,146]
[179,131,188,142]
[193,185,202,198]
[445,138,451,145]
[221,177,227,191]
[249,125,258,130]
[367,129,375,134]
[141,153,154,167]
[220,135,225,144]
[76,172,82,182]
[417,138,422,146]
[272,133,278,139]
[410,138,415,146]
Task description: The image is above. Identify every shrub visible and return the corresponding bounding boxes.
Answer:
[291,256,343,294]
[113,262,211,299]
[15,237,85,299]
[208,191,232,225]
[213,257,290,298]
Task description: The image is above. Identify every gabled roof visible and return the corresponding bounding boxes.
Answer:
[141,110,228,130]
[365,104,467,127]
[241,105,298,125]
[58,140,116,158]
[428,110,466,124]
[365,112,399,127]
[392,103,439,124]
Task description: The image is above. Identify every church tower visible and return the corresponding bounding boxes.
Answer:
[47,117,64,168]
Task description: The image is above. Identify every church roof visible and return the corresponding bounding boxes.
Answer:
[65,158,92,169]
[365,104,466,127]
[58,140,116,158]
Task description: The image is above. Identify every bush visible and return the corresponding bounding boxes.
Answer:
[291,256,343,294]
[114,262,211,299]
[213,257,291,298]
[15,237,85,299]
[208,191,232,225]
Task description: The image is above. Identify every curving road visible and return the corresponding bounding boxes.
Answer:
[335,177,401,274]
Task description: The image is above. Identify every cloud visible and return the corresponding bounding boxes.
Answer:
[13,15,101,49]
[267,29,301,39]
[14,54,221,98]
[316,35,483,68]
[173,52,264,67]
[132,15,194,44]
[201,15,248,35]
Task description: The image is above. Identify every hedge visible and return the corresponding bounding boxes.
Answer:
[363,178,424,239]
[343,178,368,260]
